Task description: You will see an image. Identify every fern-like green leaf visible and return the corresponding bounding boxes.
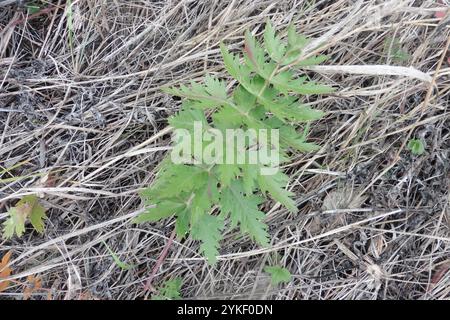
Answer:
[233,85,256,112]
[138,21,333,265]
[258,171,297,213]
[133,200,185,223]
[164,75,228,108]
[215,164,241,187]
[152,278,182,300]
[287,24,309,51]
[191,214,224,264]
[240,163,259,195]
[169,107,208,130]
[244,30,276,79]
[295,55,329,66]
[220,181,269,246]
[264,21,286,62]
[220,43,251,82]
[175,208,191,239]
[192,177,220,211]
[279,125,321,152]
[212,105,243,129]
[146,165,208,200]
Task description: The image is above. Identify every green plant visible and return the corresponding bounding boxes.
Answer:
[2,195,47,239]
[102,241,135,270]
[407,139,425,155]
[264,265,291,285]
[66,0,74,52]
[383,36,410,63]
[151,277,182,300]
[136,21,334,264]
[25,2,42,14]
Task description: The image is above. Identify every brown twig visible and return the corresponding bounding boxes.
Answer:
[10,6,59,27]
[143,229,176,293]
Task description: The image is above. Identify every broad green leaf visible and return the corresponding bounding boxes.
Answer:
[271,72,306,94]
[189,178,220,226]
[282,25,311,65]
[288,81,335,95]
[204,75,228,99]
[3,207,26,239]
[275,124,321,152]
[272,71,334,95]
[189,206,205,227]
[29,201,46,233]
[265,98,324,123]
[242,57,332,97]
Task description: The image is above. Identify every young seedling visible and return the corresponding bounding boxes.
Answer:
[407,139,425,155]
[151,277,182,300]
[383,36,410,63]
[137,21,334,264]
[2,195,47,239]
[264,265,292,285]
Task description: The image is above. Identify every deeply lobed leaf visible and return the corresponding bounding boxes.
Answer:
[137,21,333,265]
[2,195,46,239]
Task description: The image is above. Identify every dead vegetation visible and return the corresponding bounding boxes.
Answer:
[0,0,449,300]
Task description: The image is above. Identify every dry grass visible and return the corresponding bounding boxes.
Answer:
[0,0,449,300]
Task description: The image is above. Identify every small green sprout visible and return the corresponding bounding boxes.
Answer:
[151,277,182,300]
[264,265,291,285]
[407,139,425,155]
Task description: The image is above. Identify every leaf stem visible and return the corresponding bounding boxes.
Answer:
[144,229,176,294]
